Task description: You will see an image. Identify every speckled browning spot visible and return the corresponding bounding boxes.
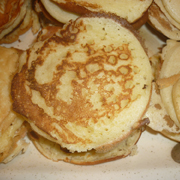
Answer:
[163,115,176,128]
[154,103,162,110]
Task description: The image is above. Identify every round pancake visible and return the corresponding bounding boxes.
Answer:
[11,13,152,153]
[144,52,180,142]
[148,2,180,40]
[0,0,32,44]
[0,46,20,127]
[29,128,142,165]
[145,82,180,141]
[34,0,64,27]
[154,0,180,29]
[172,78,180,123]
[0,46,29,163]
[52,0,153,24]
[0,0,28,39]
[159,40,180,128]
[40,0,79,24]
[148,1,180,40]
[162,0,180,24]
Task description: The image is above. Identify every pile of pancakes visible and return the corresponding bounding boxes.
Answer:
[11,12,152,164]
[145,40,180,141]
[35,0,153,29]
[0,46,29,163]
[0,0,40,44]
[148,0,180,40]
[1,0,180,165]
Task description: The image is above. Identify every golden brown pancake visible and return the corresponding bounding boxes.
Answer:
[11,13,152,154]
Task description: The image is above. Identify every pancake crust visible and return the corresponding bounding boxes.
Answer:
[11,13,152,153]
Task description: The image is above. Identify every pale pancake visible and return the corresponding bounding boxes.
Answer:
[34,0,64,27]
[144,52,180,142]
[159,40,180,128]
[162,0,180,24]
[40,0,79,24]
[0,46,29,163]
[52,0,153,24]
[145,83,180,138]
[0,115,28,163]
[11,13,152,153]
[29,128,142,165]
[154,0,180,29]
[172,78,180,123]
[0,46,20,127]
[148,2,180,40]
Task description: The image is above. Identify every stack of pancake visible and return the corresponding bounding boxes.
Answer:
[2,0,180,165]
[35,0,153,29]
[10,13,152,164]
[148,0,180,40]
[0,46,29,163]
[0,0,40,44]
[145,40,180,141]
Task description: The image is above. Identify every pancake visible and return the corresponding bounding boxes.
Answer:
[162,0,180,25]
[40,0,79,24]
[0,0,28,39]
[29,128,142,165]
[11,13,152,153]
[148,1,180,40]
[0,46,29,163]
[172,78,180,124]
[42,0,152,27]
[145,40,180,142]
[0,0,40,44]
[34,0,64,27]
[159,40,180,128]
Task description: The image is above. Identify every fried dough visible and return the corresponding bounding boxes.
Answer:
[11,13,152,154]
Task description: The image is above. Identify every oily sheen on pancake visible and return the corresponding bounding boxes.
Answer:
[11,13,152,153]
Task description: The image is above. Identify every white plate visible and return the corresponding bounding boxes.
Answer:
[0,24,179,180]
